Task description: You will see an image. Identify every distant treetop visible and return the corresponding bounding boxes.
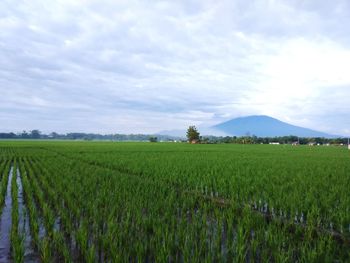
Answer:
[186,126,200,143]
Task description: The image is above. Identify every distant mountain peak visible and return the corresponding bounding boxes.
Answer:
[212,115,336,138]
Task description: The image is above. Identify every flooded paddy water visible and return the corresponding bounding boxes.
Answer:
[0,166,13,262]
[0,165,40,263]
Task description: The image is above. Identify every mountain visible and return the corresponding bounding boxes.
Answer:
[212,115,337,138]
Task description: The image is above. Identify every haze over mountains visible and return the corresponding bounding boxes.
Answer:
[159,115,338,138]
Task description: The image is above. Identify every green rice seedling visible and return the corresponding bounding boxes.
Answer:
[52,231,72,263]
[86,244,96,263]
[9,160,24,263]
[0,160,11,214]
[40,237,51,263]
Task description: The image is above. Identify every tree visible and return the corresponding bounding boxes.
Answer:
[30,130,41,139]
[49,132,59,139]
[149,136,158,143]
[20,130,29,139]
[186,126,200,143]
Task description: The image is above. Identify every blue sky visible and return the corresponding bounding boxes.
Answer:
[1,0,350,135]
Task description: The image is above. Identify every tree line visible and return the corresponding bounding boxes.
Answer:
[0,128,348,145]
[200,135,348,145]
[0,130,177,141]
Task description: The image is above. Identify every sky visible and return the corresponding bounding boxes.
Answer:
[1,0,350,135]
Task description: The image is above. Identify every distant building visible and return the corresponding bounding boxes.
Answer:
[292,141,299,146]
[269,142,280,145]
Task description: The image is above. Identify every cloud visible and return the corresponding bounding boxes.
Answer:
[0,0,349,135]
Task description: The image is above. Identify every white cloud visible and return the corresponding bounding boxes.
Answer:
[0,0,350,135]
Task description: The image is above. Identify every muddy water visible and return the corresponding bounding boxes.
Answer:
[0,166,13,262]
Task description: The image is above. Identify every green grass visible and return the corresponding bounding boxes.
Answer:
[0,141,349,262]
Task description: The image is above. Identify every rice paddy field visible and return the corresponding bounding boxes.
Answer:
[0,141,349,262]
